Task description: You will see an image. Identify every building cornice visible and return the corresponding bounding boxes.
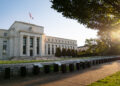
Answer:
[19,30,43,35]
[46,35,77,41]
[46,41,77,46]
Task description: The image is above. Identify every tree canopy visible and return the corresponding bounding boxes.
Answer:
[51,0,120,31]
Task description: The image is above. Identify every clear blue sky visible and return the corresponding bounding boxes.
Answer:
[0,0,98,46]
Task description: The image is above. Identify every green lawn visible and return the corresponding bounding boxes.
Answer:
[0,57,89,64]
[88,71,120,86]
[0,60,56,64]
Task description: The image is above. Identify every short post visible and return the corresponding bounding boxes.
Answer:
[44,65,50,73]
[32,66,40,75]
[20,66,27,77]
[61,64,67,73]
[53,64,59,72]
[96,60,98,65]
[69,63,74,72]
[87,61,91,67]
[4,67,10,79]
[76,63,80,70]
[92,60,96,65]
[82,62,86,69]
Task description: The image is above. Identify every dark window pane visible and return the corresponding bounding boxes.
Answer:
[23,37,27,54]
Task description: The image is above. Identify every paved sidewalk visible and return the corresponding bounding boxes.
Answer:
[1,60,120,86]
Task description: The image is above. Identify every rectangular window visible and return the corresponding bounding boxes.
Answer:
[56,45,57,48]
[48,44,50,55]
[52,45,54,54]
[37,38,39,55]
[4,33,7,36]
[23,37,27,54]
[3,41,7,55]
[30,37,33,48]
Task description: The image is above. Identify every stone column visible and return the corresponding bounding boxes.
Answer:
[39,35,45,56]
[54,44,56,54]
[50,44,52,55]
[33,36,37,56]
[60,44,62,51]
[27,36,30,56]
[45,43,48,56]
[39,37,41,56]
[20,34,23,56]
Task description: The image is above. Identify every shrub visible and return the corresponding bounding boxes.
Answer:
[66,49,71,56]
[61,48,67,56]
[55,48,61,57]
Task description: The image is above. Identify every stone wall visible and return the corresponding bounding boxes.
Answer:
[0,56,119,80]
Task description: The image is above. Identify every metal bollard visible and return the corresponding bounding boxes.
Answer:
[53,64,59,72]
[44,65,50,73]
[69,64,74,72]
[61,64,67,73]
[20,66,27,77]
[4,67,10,79]
[76,63,80,70]
[32,66,40,75]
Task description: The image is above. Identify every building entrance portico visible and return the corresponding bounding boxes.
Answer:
[20,31,44,57]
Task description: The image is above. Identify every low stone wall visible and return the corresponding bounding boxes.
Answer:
[0,56,119,80]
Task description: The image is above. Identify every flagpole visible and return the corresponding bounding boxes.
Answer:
[29,12,34,24]
[29,12,31,24]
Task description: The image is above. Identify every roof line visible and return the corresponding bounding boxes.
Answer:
[0,29,8,31]
[15,21,44,28]
[9,21,44,29]
[46,35,77,41]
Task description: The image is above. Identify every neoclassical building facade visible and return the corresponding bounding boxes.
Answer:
[0,21,77,59]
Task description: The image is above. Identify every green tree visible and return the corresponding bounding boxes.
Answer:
[55,48,61,57]
[51,0,120,54]
[61,48,67,56]
[71,49,74,57]
[66,49,71,56]
[51,0,120,31]
[85,38,109,56]
[71,49,77,57]
[75,50,78,57]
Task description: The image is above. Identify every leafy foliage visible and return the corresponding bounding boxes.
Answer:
[61,48,67,56]
[55,48,78,57]
[51,0,120,31]
[51,0,120,54]
[85,38,109,55]
[55,47,61,57]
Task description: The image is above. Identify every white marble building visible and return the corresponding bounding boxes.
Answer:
[0,21,77,59]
